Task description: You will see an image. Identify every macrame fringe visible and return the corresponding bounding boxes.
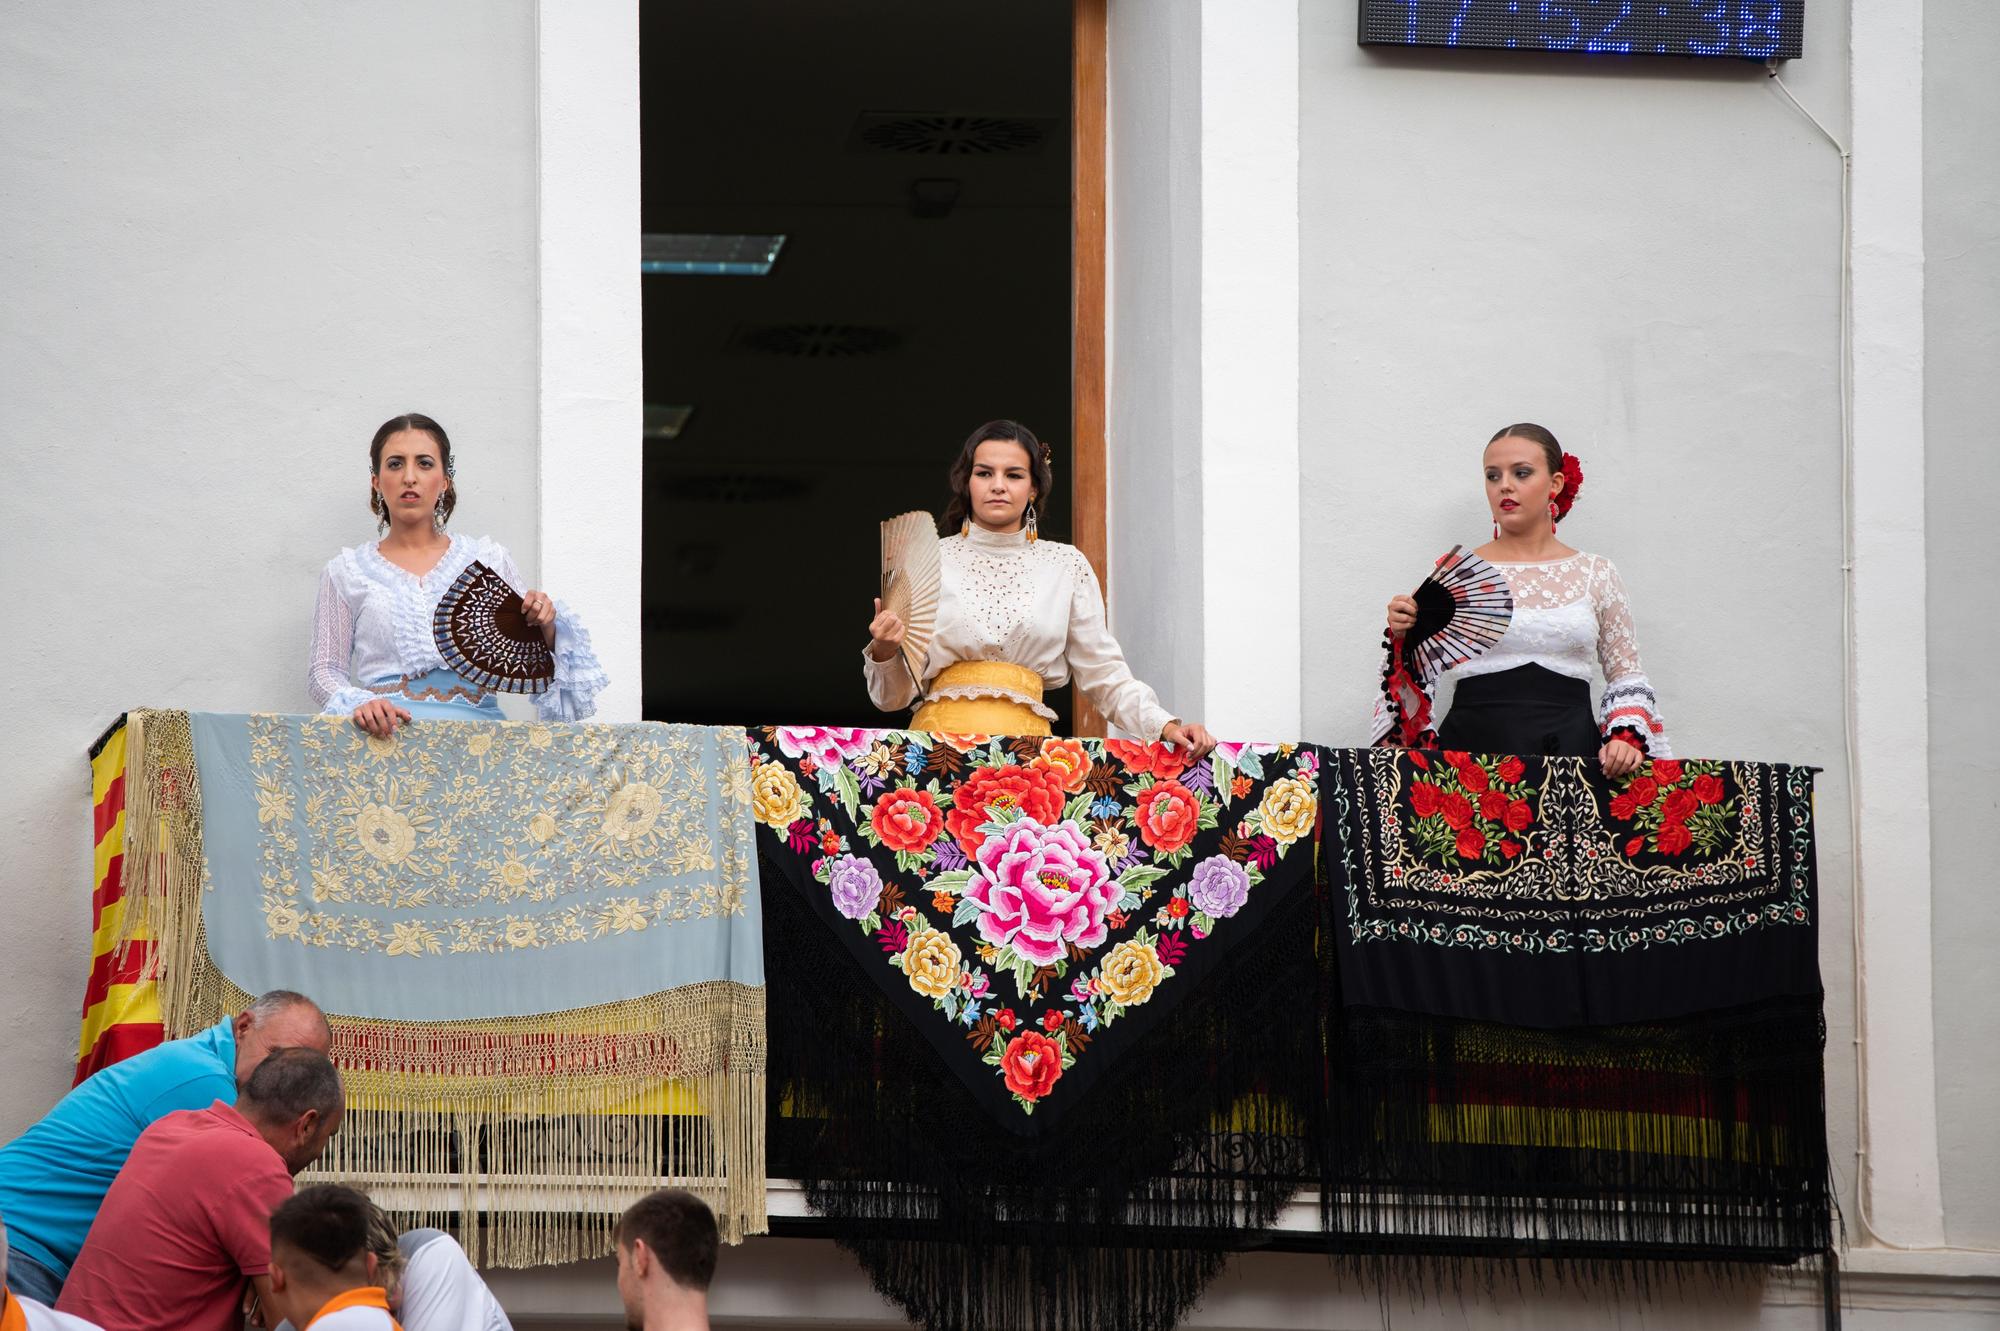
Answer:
[1324,997,1836,1292]
[763,848,1333,1331]
[111,708,768,1263]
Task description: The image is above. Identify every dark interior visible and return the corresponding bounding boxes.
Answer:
[640,1,1074,727]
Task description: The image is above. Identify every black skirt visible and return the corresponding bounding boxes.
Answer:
[1436,663,1599,758]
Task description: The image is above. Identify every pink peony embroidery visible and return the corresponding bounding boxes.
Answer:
[966,818,1118,966]
[772,726,883,770]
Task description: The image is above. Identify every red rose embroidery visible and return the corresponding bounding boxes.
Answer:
[871,788,944,854]
[1438,791,1473,832]
[1458,763,1490,794]
[1661,787,1699,824]
[1410,781,1443,818]
[1455,827,1486,860]
[1628,777,1659,807]
[1167,896,1190,919]
[999,1030,1064,1101]
[1609,791,1639,820]
[1104,739,1189,780]
[1500,839,1522,858]
[1651,759,1684,785]
[1655,821,1694,856]
[995,1008,1018,1032]
[945,764,1067,855]
[1478,790,1508,822]
[1626,834,1646,856]
[1693,774,1725,805]
[1134,781,1202,854]
[1503,799,1533,833]
[1442,751,1470,768]
[1497,756,1526,784]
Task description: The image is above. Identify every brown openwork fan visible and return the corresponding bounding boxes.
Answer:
[432,561,555,694]
[879,511,941,701]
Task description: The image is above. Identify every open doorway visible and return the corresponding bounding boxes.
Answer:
[640,1,1079,728]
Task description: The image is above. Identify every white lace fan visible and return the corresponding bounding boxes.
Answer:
[880,511,941,700]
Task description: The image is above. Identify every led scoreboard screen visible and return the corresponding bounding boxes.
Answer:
[1359,2,1803,60]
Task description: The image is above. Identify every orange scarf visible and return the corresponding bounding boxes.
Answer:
[1,1292,28,1331]
[304,1287,403,1331]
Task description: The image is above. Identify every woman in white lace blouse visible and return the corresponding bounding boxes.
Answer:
[1377,423,1668,775]
[864,420,1215,758]
[308,413,608,737]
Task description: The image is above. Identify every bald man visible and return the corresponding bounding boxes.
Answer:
[0,991,331,1303]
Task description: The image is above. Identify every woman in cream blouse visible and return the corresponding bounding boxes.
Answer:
[864,420,1215,757]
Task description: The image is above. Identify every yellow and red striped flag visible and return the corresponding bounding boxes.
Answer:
[75,717,165,1083]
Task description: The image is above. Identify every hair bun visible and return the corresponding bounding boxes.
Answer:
[1555,454,1584,520]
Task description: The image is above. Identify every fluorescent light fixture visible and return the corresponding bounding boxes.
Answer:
[641,233,785,276]
[644,404,695,440]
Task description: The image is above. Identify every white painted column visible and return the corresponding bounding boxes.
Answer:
[1849,0,1945,1247]
[536,0,644,721]
[1197,0,1301,740]
[1106,0,1301,742]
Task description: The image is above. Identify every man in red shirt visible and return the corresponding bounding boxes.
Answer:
[55,1048,344,1331]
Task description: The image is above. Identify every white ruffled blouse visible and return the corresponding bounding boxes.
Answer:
[1370,551,1672,755]
[308,534,608,722]
[863,526,1176,741]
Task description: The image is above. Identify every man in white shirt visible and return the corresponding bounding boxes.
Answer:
[0,1223,103,1331]
[612,1191,716,1331]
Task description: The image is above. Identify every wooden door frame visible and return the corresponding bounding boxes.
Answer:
[1072,0,1109,735]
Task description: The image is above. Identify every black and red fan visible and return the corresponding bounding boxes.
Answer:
[432,561,555,694]
[1377,545,1513,747]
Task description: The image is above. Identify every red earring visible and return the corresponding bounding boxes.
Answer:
[1492,520,1500,540]
[1549,501,1559,534]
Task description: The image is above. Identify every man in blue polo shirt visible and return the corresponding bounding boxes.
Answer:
[0,989,330,1304]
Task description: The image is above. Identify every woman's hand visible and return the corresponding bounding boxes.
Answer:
[1162,721,1217,761]
[522,589,557,646]
[352,698,411,739]
[1386,594,1418,638]
[868,597,906,663]
[1599,737,1645,778]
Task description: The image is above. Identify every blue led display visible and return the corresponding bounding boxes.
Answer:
[1358,1,1802,60]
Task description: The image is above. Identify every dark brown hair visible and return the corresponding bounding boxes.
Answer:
[369,412,456,529]
[942,419,1052,535]
[618,1189,718,1293]
[269,1184,373,1275]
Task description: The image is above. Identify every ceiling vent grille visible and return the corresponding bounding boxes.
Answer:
[851,113,1054,156]
[730,323,904,359]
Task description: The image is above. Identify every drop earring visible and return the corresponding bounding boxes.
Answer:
[1549,501,1558,535]
[1492,519,1500,540]
[1025,501,1039,543]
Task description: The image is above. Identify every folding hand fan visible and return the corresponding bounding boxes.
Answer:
[1402,545,1514,681]
[879,511,941,700]
[432,561,555,694]
[1377,545,1513,746]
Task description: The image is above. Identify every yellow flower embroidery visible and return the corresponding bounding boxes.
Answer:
[505,918,540,948]
[255,783,292,827]
[1097,939,1165,1007]
[718,758,753,807]
[466,730,494,757]
[498,859,533,893]
[528,725,554,750]
[387,921,441,956]
[265,903,303,939]
[354,803,418,865]
[903,928,963,999]
[751,762,809,829]
[1258,775,1318,847]
[601,898,648,933]
[310,867,348,904]
[526,812,559,844]
[364,731,398,760]
[603,782,664,842]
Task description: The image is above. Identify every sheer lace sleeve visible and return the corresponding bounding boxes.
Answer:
[1064,552,1173,741]
[1592,558,1672,756]
[489,545,609,722]
[308,566,374,715]
[863,645,918,713]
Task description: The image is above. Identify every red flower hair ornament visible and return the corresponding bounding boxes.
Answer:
[1553,453,1584,522]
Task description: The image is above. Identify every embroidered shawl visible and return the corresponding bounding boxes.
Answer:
[113,710,767,1261]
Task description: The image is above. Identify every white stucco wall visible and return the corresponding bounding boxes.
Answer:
[0,0,542,1135]
[1296,0,1858,1225]
[1924,0,2000,1251]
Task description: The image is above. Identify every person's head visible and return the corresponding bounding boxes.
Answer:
[363,1203,408,1308]
[614,1190,718,1331]
[368,413,456,534]
[1482,422,1581,536]
[232,990,333,1084]
[236,1047,345,1175]
[941,419,1052,536]
[266,1185,378,1331]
